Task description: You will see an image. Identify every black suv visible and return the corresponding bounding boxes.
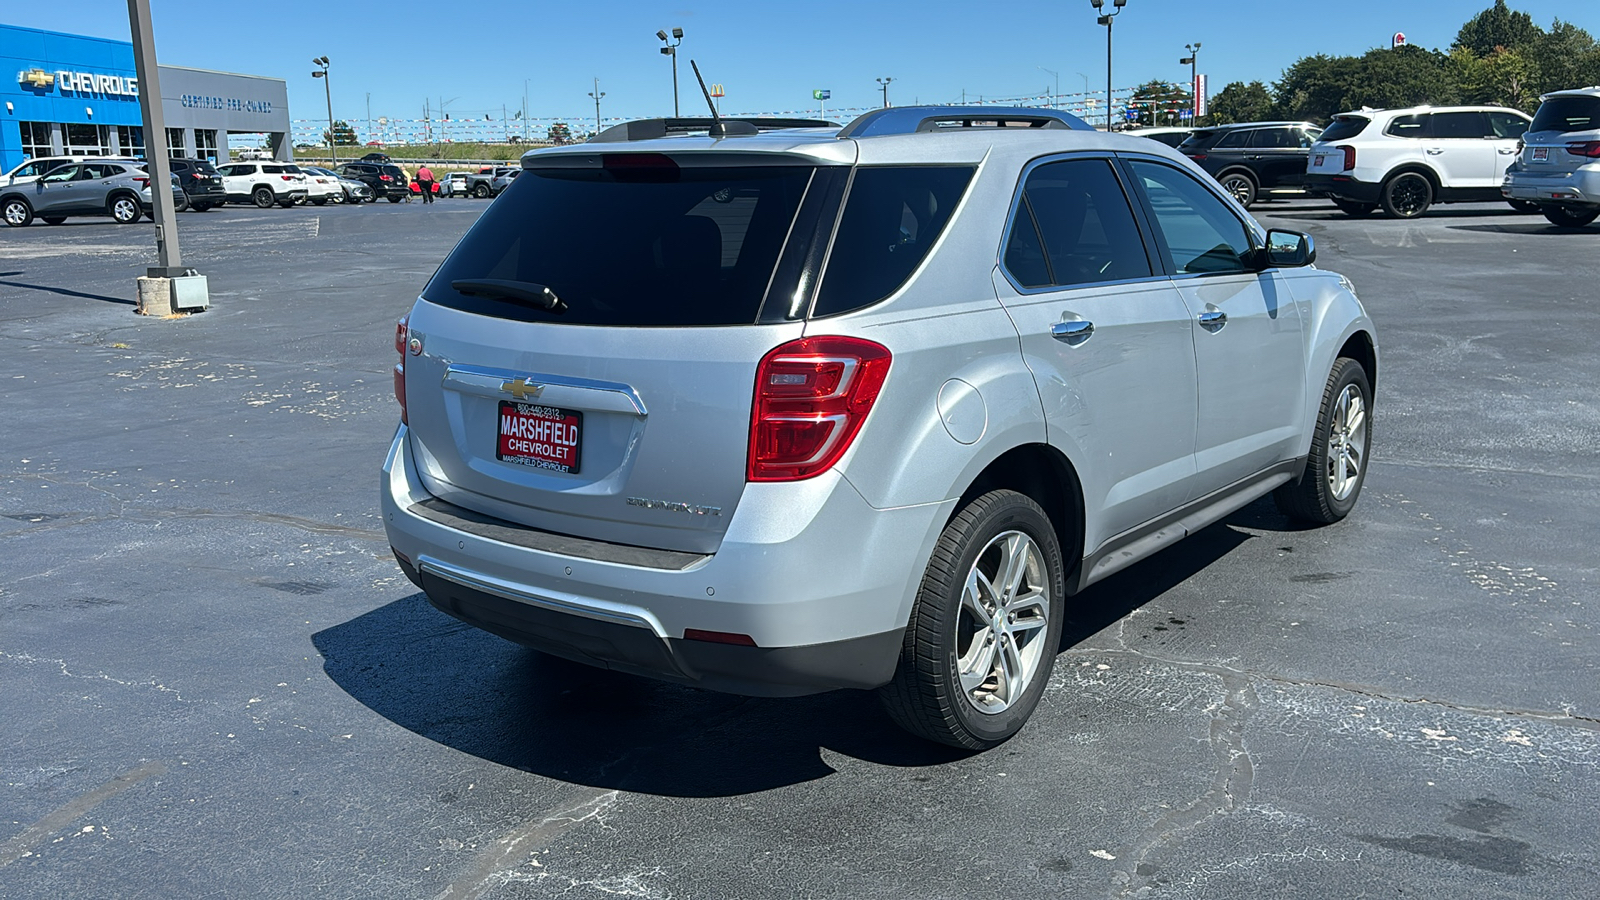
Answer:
[337,162,411,202]
[1177,121,1323,208]
[166,158,227,211]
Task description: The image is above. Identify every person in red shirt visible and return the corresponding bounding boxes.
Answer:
[415,165,436,204]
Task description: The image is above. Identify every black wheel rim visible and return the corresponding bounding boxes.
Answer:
[1391,176,1428,216]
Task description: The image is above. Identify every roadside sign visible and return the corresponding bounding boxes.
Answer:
[813,89,831,100]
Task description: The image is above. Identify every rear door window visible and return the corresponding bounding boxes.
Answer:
[811,166,976,317]
[425,163,816,326]
[1488,112,1530,139]
[1249,128,1298,149]
[1530,96,1600,133]
[1003,158,1152,290]
[1431,111,1490,139]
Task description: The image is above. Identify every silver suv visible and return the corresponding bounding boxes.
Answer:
[1502,87,1600,228]
[381,107,1379,748]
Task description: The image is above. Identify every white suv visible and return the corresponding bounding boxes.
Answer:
[1305,105,1532,218]
[1502,87,1600,229]
[216,161,309,208]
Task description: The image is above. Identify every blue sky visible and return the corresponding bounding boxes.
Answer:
[7,1,1595,138]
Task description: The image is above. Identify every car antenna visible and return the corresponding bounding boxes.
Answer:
[689,60,727,137]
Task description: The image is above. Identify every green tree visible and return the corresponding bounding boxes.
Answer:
[1126,80,1193,127]
[1454,1,1542,56]
[1529,19,1600,95]
[1275,46,1458,123]
[1207,81,1274,125]
[321,120,358,146]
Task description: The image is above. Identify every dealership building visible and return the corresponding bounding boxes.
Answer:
[2,23,289,173]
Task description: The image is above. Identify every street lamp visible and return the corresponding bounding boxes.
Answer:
[1179,42,1202,124]
[1038,66,1060,109]
[657,27,683,116]
[589,77,606,137]
[877,76,895,109]
[1089,0,1127,131]
[311,56,335,164]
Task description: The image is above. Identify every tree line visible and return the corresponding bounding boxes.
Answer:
[1206,1,1600,125]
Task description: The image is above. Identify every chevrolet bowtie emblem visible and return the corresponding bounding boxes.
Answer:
[20,69,56,89]
[500,378,545,401]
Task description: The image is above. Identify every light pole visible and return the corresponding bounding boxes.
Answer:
[1089,0,1127,131]
[877,76,895,109]
[656,27,683,116]
[589,77,606,137]
[312,57,334,163]
[1037,66,1060,109]
[1179,42,1202,124]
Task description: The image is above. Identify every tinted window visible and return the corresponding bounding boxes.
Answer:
[263,165,287,174]
[1249,128,1293,149]
[193,161,219,175]
[1530,96,1600,133]
[1004,158,1151,289]
[813,166,975,317]
[1386,114,1429,138]
[283,165,303,174]
[380,165,405,177]
[1176,130,1218,153]
[41,165,78,183]
[1431,111,1490,139]
[1129,161,1253,276]
[426,165,814,326]
[1488,112,1530,139]
[1319,116,1369,142]
[169,160,190,171]
[80,163,118,179]
[1214,130,1251,149]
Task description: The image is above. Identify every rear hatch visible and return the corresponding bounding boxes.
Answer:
[1522,94,1600,175]
[1308,115,1370,173]
[403,152,839,554]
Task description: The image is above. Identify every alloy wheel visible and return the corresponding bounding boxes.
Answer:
[956,531,1051,715]
[112,197,138,223]
[1326,384,1367,501]
[1389,175,1430,217]
[3,201,28,226]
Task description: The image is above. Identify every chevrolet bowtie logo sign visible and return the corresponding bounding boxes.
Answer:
[500,378,545,401]
[20,69,55,89]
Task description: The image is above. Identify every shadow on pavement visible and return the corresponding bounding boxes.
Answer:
[313,498,1279,797]
[1448,223,1600,236]
[1268,207,1532,224]
[0,277,133,306]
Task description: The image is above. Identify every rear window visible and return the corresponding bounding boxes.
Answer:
[1319,116,1369,142]
[381,165,405,177]
[424,164,815,326]
[1176,130,1217,153]
[811,166,975,317]
[1530,95,1600,133]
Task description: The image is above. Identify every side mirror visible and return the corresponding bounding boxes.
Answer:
[1262,228,1316,269]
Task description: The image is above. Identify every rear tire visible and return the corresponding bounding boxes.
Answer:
[1331,197,1377,217]
[1381,171,1433,218]
[109,194,141,224]
[473,183,492,199]
[1218,171,1258,208]
[1507,199,1539,214]
[878,490,1066,750]
[43,216,67,226]
[1274,357,1373,525]
[252,186,275,209]
[388,195,403,203]
[1541,207,1599,228]
[311,198,327,206]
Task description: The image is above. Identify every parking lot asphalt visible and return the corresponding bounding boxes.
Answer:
[1,197,1597,899]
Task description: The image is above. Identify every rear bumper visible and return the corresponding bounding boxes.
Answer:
[380,425,949,696]
[1304,173,1381,204]
[1502,169,1600,206]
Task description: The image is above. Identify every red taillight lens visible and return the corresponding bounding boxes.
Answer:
[748,336,891,482]
[1566,141,1600,158]
[1339,145,1356,171]
[133,176,150,187]
[393,315,409,424]
[379,174,394,181]
[1187,153,1207,162]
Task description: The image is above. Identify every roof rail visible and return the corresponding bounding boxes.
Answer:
[590,117,838,143]
[836,106,1092,139]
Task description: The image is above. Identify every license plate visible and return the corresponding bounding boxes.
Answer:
[497,401,581,473]
[1313,154,1326,166]
[1533,147,1549,161]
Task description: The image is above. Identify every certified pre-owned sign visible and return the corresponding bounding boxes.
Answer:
[17,67,139,98]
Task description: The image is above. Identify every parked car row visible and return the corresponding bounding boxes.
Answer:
[1,157,185,227]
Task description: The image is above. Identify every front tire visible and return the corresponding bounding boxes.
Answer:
[2,198,32,227]
[1541,207,1599,228]
[1381,171,1433,218]
[878,490,1066,750]
[1274,357,1373,525]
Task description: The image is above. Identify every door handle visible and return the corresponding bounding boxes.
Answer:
[1497,147,1516,154]
[1050,319,1094,346]
[1425,147,1445,155]
[1197,308,1227,332]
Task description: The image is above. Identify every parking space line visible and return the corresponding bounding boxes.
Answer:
[0,760,167,868]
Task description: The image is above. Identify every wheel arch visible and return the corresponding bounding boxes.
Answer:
[1215,165,1259,185]
[1338,330,1378,395]
[105,189,141,212]
[950,443,1086,594]
[1382,163,1439,190]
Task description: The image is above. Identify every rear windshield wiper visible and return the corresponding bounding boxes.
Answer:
[451,279,567,313]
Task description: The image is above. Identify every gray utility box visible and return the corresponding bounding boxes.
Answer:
[169,274,210,311]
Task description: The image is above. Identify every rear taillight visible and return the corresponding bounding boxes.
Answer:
[748,336,892,482]
[1338,145,1356,171]
[133,176,151,187]
[1566,141,1600,158]
[379,174,394,181]
[393,315,409,424]
[191,173,204,180]
[279,175,293,181]
[1187,153,1207,162]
